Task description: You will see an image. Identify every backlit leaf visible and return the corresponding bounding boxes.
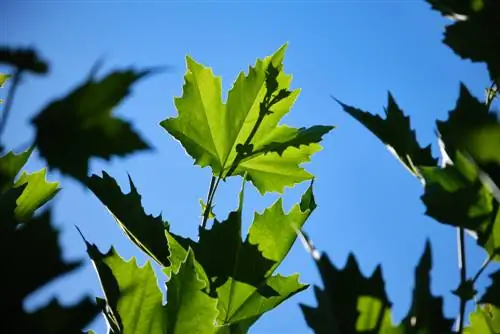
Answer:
[13,168,60,221]
[464,304,500,334]
[0,47,48,74]
[0,146,33,191]
[481,270,500,308]
[161,45,332,194]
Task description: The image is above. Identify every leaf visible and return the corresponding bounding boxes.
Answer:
[0,73,11,87]
[426,0,486,17]
[0,146,33,191]
[80,235,166,333]
[27,298,99,334]
[161,44,333,194]
[0,47,48,74]
[436,83,496,155]
[170,183,315,330]
[32,69,151,180]
[439,1,500,85]
[335,92,437,178]
[300,252,393,334]
[481,270,500,307]
[85,172,170,267]
[165,249,219,333]
[13,168,60,221]
[464,304,500,334]
[0,209,99,333]
[399,241,455,332]
[420,152,500,260]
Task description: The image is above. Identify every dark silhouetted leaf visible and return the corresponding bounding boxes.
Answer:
[32,69,151,180]
[336,93,437,178]
[0,47,48,74]
[1,209,99,333]
[481,270,500,308]
[85,172,170,266]
[428,0,500,85]
[300,245,393,333]
[400,241,455,332]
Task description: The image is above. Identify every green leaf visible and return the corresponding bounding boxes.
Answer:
[300,252,392,334]
[420,152,500,260]
[0,47,48,74]
[171,183,314,330]
[399,241,455,332]
[161,45,333,194]
[1,209,99,333]
[335,93,437,178]
[438,1,500,85]
[0,146,33,191]
[85,172,170,267]
[165,249,219,333]
[81,236,166,333]
[464,304,500,334]
[32,69,151,180]
[0,73,11,87]
[437,83,496,155]
[13,168,60,221]
[481,270,500,307]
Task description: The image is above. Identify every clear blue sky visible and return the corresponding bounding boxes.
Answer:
[2,1,498,333]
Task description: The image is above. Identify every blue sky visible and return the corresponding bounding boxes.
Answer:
[2,1,498,333]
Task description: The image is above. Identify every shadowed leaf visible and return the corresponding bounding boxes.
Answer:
[32,69,151,180]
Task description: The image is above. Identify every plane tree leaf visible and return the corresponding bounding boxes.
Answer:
[0,47,48,75]
[85,172,170,267]
[13,168,60,220]
[480,270,500,308]
[0,147,33,191]
[420,151,500,260]
[335,93,437,178]
[464,304,500,334]
[427,0,500,85]
[82,232,218,334]
[1,209,99,333]
[80,235,166,333]
[299,251,394,334]
[32,69,151,180]
[169,182,315,331]
[165,249,219,333]
[161,45,333,194]
[399,241,455,332]
[436,83,496,156]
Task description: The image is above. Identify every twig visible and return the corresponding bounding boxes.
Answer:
[456,227,467,333]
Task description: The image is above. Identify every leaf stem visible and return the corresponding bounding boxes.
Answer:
[201,175,217,228]
[0,69,21,146]
[456,226,467,334]
[471,251,496,285]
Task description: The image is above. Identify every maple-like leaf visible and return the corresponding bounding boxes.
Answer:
[0,47,48,75]
[1,209,99,333]
[85,172,170,266]
[13,168,60,221]
[82,232,218,334]
[300,251,394,334]
[0,147,33,191]
[336,93,437,178]
[421,151,500,260]
[481,270,500,308]
[32,69,151,180]
[427,0,500,85]
[161,45,333,194]
[464,304,500,334]
[399,241,455,332]
[168,182,314,331]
